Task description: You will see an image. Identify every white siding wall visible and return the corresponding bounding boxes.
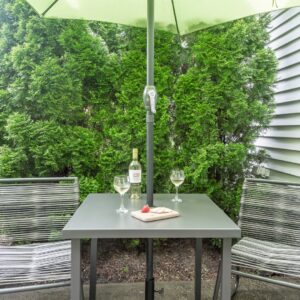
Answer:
[255,8,300,182]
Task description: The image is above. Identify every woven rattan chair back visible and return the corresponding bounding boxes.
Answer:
[239,178,300,247]
[0,177,79,244]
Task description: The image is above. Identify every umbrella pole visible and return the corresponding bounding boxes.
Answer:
[146,0,154,205]
[145,0,154,299]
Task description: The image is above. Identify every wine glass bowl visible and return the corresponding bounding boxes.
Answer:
[114,175,130,214]
[170,170,185,203]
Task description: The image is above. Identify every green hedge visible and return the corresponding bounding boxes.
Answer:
[0,1,277,220]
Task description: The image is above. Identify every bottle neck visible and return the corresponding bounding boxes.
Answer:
[132,149,138,161]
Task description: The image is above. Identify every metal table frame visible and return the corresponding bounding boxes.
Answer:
[63,194,240,300]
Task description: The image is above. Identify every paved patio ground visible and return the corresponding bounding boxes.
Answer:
[1,277,299,300]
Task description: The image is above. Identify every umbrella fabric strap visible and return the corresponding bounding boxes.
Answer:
[146,113,154,123]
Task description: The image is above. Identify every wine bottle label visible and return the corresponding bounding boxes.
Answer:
[129,170,141,183]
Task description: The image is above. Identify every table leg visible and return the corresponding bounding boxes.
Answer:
[71,239,81,300]
[221,238,231,300]
[90,238,98,300]
[195,238,202,300]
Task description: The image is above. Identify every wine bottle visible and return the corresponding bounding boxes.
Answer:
[129,148,142,200]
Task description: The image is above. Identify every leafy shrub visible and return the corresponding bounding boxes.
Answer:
[0,1,276,221]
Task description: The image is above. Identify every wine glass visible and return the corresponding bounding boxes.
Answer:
[170,170,185,202]
[114,175,130,214]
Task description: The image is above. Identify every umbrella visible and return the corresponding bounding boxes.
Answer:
[25,1,300,299]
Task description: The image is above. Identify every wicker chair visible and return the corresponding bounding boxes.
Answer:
[0,177,80,294]
[213,178,300,299]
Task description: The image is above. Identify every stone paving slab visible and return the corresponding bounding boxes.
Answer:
[0,278,299,300]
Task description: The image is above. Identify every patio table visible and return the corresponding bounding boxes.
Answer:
[62,193,241,300]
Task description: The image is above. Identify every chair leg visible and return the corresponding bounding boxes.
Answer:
[89,238,98,300]
[231,267,240,298]
[213,262,239,300]
[213,260,221,300]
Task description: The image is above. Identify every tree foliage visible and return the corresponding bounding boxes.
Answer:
[173,17,277,217]
[0,0,277,217]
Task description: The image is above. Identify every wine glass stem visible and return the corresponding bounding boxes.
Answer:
[120,194,125,210]
[175,186,179,201]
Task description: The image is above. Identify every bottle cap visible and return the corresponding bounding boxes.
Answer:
[133,148,138,160]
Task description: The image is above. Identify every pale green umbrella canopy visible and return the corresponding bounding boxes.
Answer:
[27,0,300,35]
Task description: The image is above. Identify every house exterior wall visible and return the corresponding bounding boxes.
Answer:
[254,8,300,183]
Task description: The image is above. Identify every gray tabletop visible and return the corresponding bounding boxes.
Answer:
[62,194,241,239]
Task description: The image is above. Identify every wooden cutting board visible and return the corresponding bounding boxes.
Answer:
[131,207,180,222]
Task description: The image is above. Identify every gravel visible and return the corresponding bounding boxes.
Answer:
[81,239,220,283]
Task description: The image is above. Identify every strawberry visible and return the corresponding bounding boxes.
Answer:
[141,204,150,213]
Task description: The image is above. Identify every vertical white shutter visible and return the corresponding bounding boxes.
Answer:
[255,7,300,182]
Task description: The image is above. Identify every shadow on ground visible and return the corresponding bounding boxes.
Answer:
[1,278,299,300]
